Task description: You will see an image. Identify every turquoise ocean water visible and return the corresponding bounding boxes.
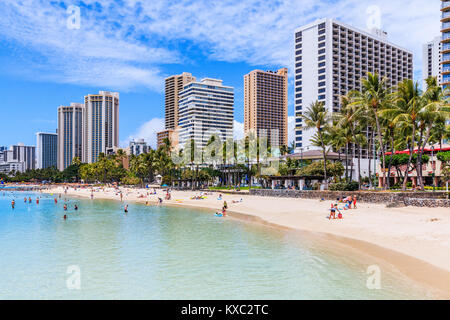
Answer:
[0,191,432,299]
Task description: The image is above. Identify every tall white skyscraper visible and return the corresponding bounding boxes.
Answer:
[36,132,57,169]
[293,18,413,157]
[178,78,234,150]
[83,91,119,163]
[422,37,441,88]
[57,103,85,171]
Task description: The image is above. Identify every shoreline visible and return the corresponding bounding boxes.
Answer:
[42,186,450,298]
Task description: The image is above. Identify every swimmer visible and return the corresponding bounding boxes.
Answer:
[124,205,128,213]
[36,198,39,204]
[74,205,78,211]
[63,215,67,220]
[11,200,15,209]
[28,197,32,203]
[24,197,27,203]
[63,204,68,211]
[54,198,58,204]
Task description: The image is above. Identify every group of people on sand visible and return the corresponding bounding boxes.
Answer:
[329,195,357,220]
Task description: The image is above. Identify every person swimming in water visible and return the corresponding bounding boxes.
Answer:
[63,204,68,211]
[24,197,27,203]
[28,197,32,203]
[74,205,78,211]
[11,200,15,209]
[54,198,58,204]
[36,198,39,204]
[124,205,128,213]
[63,215,67,220]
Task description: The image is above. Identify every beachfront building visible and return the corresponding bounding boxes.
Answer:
[293,18,413,178]
[376,144,450,188]
[442,1,450,138]
[165,72,196,130]
[244,68,288,147]
[441,1,450,88]
[178,78,234,150]
[36,132,57,169]
[83,91,119,164]
[10,144,36,171]
[0,144,36,174]
[157,129,177,149]
[57,103,84,171]
[423,37,442,88]
[129,139,148,156]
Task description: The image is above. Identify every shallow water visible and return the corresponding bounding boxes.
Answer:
[0,191,432,299]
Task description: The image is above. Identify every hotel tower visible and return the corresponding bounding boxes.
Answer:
[441,1,450,88]
[83,91,119,163]
[422,37,441,88]
[244,68,288,147]
[293,18,413,157]
[36,132,57,169]
[57,103,84,171]
[165,72,196,130]
[178,78,234,150]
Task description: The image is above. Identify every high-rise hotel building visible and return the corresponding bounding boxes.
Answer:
[57,103,84,171]
[441,1,450,88]
[165,72,196,130]
[422,37,441,88]
[244,68,288,147]
[36,132,57,169]
[294,18,413,155]
[178,78,234,150]
[83,91,119,163]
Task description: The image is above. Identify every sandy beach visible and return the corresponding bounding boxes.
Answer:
[44,185,450,298]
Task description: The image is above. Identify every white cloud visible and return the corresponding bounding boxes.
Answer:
[123,118,165,149]
[233,120,244,140]
[0,0,438,91]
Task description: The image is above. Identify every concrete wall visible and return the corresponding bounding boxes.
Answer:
[249,189,450,207]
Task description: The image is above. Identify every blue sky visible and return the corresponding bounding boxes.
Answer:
[0,0,441,148]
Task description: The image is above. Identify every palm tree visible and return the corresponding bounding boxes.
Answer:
[351,73,392,189]
[302,101,331,187]
[381,79,422,191]
[415,77,450,189]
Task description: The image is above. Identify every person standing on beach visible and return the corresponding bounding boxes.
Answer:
[353,195,357,209]
[120,193,123,202]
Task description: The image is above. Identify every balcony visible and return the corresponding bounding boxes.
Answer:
[442,1,450,11]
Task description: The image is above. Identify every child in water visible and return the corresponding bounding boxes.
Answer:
[124,205,128,213]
